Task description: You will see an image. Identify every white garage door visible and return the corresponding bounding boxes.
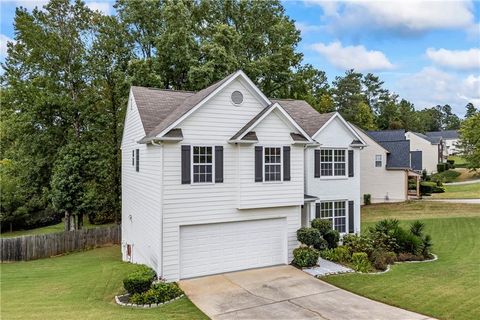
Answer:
[180,218,287,279]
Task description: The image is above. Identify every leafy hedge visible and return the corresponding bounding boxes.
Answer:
[293,247,320,268]
[130,282,183,305]
[123,265,156,294]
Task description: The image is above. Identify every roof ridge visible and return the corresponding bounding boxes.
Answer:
[131,86,197,94]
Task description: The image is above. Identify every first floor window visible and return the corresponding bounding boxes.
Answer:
[316,201,346,233]
[193,146,213,183]
[264,147,282,181]
[320,149,346,176]
[375,154,382,167]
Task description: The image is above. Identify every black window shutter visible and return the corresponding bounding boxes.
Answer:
[255,146,263,182]
[181,145,191,184]
[348,150,354,177]
[132,150,135,166]
[315,203,320,219]
[283,146,291,181]
[135,149,139,172]
[348,200,354,233]
[314,150,320,178]
[215,146,223,183]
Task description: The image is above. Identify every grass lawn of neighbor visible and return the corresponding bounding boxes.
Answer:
[323,201,480,320]
[0,220,115,238]
[431,182,480,199]
[0,246,208,320]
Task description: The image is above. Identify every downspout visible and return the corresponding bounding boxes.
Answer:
[151,140,164,278]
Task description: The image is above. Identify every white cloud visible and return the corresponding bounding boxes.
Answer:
[86,1,112,15]
[0,34,15,57]
[307,0,476,35]
[13,0,49,10]
[426,48,480,71]
[310,41,395,72]
[398,67,480,114]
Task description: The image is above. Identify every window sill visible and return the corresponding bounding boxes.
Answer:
[262,181,284,184]
[190,182,215,186]
[317,176,349,180]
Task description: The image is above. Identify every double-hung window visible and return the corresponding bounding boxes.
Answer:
[375,154,382,167]
[192,146,213,183]
[316,201,346,233]
[264,147,282,182]
[320,149,346,176]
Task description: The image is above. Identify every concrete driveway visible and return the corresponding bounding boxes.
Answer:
[179,265,435,320]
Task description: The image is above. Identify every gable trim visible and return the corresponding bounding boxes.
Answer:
[230,103,314,144]
[312,113,366,145]
[155,70,271,140]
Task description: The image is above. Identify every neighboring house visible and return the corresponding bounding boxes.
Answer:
[121,70,362,281]
[405,131,443,173]
[353,128,421,203]
[426,130,460,156]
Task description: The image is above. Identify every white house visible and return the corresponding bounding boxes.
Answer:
[353,127,421,203]
[405,131,443,173]
[426,130,460,156]
[121,70,362,281]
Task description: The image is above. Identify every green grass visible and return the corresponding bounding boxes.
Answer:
[448,156,468,168]
[431,182,480,199]
[0,246,208,320]
[323,202,480,320]
[1,220,115,238]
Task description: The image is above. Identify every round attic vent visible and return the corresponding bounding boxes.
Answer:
[231,91,244,105]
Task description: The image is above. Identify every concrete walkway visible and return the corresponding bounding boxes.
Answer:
[444,179,480,185]
[180,265,435,320]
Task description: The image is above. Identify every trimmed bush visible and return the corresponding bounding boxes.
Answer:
[123,265,156,294]
[323,229,340,249]
[313,236,329,251]
[397,252,425,262]
[420,181,445,195]
[297,227,321,247]
[293,247,320,268]
[371,250,397,271]
[447,159,455,168]
[437,163,447,173]
[311,218,332,235]
[431,170,460,183]
[351,252,372,272]
[363,194,371,205]
[130,282,183,305]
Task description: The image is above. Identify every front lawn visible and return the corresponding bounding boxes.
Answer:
[431,182,480,199]
[323,202,480,320]
[0,246,207,320]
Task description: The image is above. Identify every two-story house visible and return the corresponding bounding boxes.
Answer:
[426,130,460,156]
[121,71,362,281]
[405,131,443,173]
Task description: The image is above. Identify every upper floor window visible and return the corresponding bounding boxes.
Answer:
[193,146,213,183]
[264,147,282,182]
[316,201,346,233]
[375,154,382,167]
[320,149,346,176]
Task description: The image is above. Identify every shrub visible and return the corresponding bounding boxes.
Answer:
[297,227,321,247]
[431,170,460,183]
[351,252,372,272]
[313,236,329,251]
[397,231,422,255]
[421,234,433,257]
[342,234,374,257]
[420,182,444,194]
[437,163,447,173]
[123,265,156,294]
[371,250,397,271]
[410,220,425,237]
[323,229,340,249]
[311,218,332,235]
[130,282,183,305]
[293,247,320,268]
[447,159,455,168]
[320,246,351,263]
[363,194,371,205]
[422,169,428,181]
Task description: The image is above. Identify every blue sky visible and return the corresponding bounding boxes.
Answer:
[1,0,479,116]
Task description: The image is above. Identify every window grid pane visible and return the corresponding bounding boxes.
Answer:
[193,146,213,183]
[320,149,346,177]
[319,201,347,233]
[264,147,281,181]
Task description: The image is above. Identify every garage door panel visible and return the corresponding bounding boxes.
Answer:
[180,218,287,279]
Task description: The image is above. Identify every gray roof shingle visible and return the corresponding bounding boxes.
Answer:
[366,130,411,169]
[271,99,336,137]
[426,130,459,139]
[411,132,441,144]
[367,130,405,142]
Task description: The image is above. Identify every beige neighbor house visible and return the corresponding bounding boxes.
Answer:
[405,131,444,174]
[352,127,421,204]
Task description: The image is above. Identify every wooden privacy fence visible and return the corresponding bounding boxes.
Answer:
[1,224,120,262]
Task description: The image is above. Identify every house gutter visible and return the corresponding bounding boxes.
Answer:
[151,140,164,278]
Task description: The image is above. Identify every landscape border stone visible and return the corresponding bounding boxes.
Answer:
[114,293,184,308]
